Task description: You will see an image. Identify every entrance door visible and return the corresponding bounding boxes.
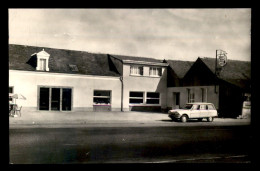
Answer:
[39,87,72,111]
[39,88,49,110]
[62,88,72,111]
[51,88,60,111]
[173,92,180,109]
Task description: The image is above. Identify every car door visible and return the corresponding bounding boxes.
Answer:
[190,104,200,118]
[199,104,208,118]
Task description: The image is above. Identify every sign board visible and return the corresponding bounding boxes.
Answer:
[218,54,227,67]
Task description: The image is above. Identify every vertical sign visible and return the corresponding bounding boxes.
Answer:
[215,49,227,93]
[218,50,228,67]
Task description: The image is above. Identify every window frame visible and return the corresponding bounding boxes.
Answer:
[93,90,111,105]
[39,58,47,71]
[200,104,207,110]
[130,65,144,76]
[189,93,195,103]
[37,86,73,111]
[9,86,14,103]
[69,64,79,72]
[149,67,162,77]
[192,104,200,110]
[146,92,160,105]
[207,104,216,110]
[129,91,144,104]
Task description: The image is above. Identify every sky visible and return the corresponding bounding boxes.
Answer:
[8,8,251,61]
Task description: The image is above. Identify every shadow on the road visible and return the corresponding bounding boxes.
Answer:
[159,119,174,122]
[158,119,208,123]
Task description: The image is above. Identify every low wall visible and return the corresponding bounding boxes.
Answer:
[129,106,162,112]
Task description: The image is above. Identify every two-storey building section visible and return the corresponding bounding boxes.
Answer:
[109,54,169,112]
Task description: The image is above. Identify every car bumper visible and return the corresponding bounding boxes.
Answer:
[168,113,181,119]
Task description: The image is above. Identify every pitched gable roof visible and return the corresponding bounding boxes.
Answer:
[9,44,120,77]
[166,60,194,79]
[199,57,251,88]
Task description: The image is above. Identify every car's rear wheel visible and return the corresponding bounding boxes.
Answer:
[207,117,214,122]
[181,115,188,123]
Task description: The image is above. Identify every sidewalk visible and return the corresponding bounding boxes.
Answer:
[9,111,251,128]
[9,111,169,124]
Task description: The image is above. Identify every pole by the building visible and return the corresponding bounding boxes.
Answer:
[215,50,218,94]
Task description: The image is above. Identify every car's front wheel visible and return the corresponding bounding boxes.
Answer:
[180,115,188,123]
[207,117,214,122]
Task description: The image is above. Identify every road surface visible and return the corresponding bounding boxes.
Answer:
[9,125,252,164]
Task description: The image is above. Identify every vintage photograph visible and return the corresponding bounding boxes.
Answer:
[9,8,251,164]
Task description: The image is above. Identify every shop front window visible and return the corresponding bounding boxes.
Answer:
[129,92,144,104]
[146,92,160,104]
[93,90,111,105]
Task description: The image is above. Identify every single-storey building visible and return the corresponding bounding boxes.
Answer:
[9,44,122,112]
[165,59,195,110]
[166,57,251,118]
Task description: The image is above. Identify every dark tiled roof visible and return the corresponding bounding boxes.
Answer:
[200,57,251,88]
[110,54,163,63]
[9,44,120,77]
[166,60,194,79]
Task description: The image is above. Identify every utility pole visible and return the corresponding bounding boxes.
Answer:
[215,50,218,94]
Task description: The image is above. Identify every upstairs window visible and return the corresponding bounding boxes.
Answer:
[39,59,47,71]
[130,66,143,76]
[69,64,79,72]
[149,67,162,77]
[35,49,50,71]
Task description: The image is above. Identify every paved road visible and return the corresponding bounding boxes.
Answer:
[9,124,252,164]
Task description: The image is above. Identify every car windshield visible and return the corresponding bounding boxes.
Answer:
[183,104,193,109]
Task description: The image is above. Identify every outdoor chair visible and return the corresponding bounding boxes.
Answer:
[15,106,22,117]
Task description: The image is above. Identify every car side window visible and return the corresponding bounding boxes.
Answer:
[200,105,207,110]
[192,105,200,110]
[207,105,215,110]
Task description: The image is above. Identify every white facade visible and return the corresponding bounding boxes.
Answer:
[167,86,219,110]
[9,70,122,112]
[121,63,168,111]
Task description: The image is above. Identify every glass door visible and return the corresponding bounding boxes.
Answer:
[62,88,72,111]
[39,88,49,110]
[39,87,72,111]
[51,88,60,111]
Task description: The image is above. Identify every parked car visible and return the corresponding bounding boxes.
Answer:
[168,103,218,122]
